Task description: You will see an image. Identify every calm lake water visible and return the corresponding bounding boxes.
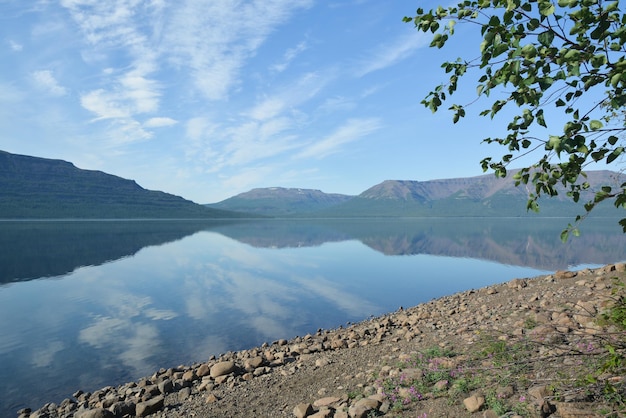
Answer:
[1,218,625,415]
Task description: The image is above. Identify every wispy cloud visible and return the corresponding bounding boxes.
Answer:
[249,71,331,121]
[182,70,333,175]
[297,117,382,159]
[31,70,67,96]
[356,33,428,77]
[80,89,131,120]
[271,40,308,73]
[7,39,23,51]
[144,117,177,128]
[161,0,313,100]
[61,0,164,145]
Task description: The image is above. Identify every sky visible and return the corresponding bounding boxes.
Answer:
[0,0,604,203]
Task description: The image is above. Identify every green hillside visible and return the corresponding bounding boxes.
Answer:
[207,187,353,216]
[0,151,245,219]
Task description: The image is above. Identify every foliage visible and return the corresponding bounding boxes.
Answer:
[404,0,626,239]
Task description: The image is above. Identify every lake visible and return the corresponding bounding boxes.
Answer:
[1,218,625,416]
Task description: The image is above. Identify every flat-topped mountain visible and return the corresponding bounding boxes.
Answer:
[0,150,243,219]
[3,149,623,219]
[210,171,624,218]
[207,187,353,216]
[320,170,624,217]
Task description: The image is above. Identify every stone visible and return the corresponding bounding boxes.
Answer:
[135,396,164,417]
[315,357,330,367]
[434,379,449,391]
[75,409,115,418]
[556,270,577,279]
[108,401,135,417]
[555,402,602,418]
[353,397,380,411]
[196,363,211,377]
[528,385,550,405]
[482,410,499,418]
[496,385,515,399]
[331,339,347,349]
[244,356,264,370]
[157,378,173,394]
[211,360,236,378]
[293,402,313,418]
[178,387,192,401]
[463,395,485,413]
[205,393,219,403]
[182,370,196,382]
[507,279,527,289]
[314,396,341,407]
[215,374,230,384]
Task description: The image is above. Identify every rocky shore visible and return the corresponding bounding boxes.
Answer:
[18,263,626,418]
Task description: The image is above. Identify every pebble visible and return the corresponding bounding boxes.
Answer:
[17,263,626,418]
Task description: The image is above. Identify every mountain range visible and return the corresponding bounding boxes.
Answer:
[208,170,625,218]
[1,150,624,219]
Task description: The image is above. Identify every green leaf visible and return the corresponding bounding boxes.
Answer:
[589,120,603,130]
[538,30,555,47]
[536,109,547,127]
[538,0,555,16]
[547,135,561,150]
[607,147,624,164]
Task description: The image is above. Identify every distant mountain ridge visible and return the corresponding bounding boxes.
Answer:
[210,170,625,218]
[2,150,623,219]
[206,187,353,216]
[0,150,243,219]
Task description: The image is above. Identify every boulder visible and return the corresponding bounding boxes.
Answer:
[293,402,313,418]
[463,395,485,413]
[135,396,164,417]
[211,361,236,378]
[75,409,115,418]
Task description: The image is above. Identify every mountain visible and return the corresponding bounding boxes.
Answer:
[0,150,244,219]
[209,170,625,218]
[317,170,625,217]
[206,187,353,216]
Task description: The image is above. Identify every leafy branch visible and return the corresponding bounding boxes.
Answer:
[404,0,626,239]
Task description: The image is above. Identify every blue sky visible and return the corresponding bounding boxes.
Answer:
[0,0,581,203]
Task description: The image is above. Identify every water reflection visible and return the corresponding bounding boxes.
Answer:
[212,218,626,270]
[0,218,624,416]
[2,218,625,286]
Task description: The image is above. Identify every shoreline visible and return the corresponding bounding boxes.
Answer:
[19,262,626,418]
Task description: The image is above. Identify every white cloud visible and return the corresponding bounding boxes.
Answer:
[271,40,308,73]
[8,39,23,51]
[185,117,217,141]
[162,0,314,100]
[319,96,356,113]
[249,97,286,121]
[248,71,332,121]
[31,70,67,96]
[119,69,160,113]
[144,117,177,128]
[80,89,129,120]
[297,118,382,159]
[60,0,143,47]
[221,166,277,191]
[356,33,429,77]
